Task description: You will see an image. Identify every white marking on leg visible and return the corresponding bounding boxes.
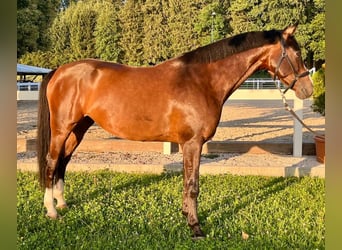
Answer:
[44,188,57,219]
[54,179,67,209]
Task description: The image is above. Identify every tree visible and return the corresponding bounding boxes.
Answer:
[94,1,122,62]
[311,67,325,116]
[228,0,324,67]
[141,0,172,64]
[68,2,97,60]
[18,0,325,69]
[167,0,204,57]
[48,1,98,64]
[17,0,30,9]
[18,50,56,68]
[36,0,60,51]
[119,0,145,65]
[230,0,307,32]
[194,1,230,46]
[17,0,60,58]
[48,4,73,66]
[229,0,263,34]
[20,0,124,68]
[308,0,325,67]
[17,7,40,57]
[60,0,78,10]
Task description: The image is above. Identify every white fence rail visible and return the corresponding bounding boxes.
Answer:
[17,82,40,91]
[241,78,283,89]
[16,78,283,93]
[18,78,285,100]
[17,82,40,100]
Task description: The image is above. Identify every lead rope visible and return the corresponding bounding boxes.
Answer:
[274,81,325,139]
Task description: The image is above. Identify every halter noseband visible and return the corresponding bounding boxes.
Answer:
[273,37,310,94]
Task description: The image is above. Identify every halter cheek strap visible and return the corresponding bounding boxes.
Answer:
[273,37,310,94]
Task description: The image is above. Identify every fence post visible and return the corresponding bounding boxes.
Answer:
[293,98,303,157]
[163,142,179,155]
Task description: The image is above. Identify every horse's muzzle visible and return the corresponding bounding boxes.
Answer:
[294,82,313,99]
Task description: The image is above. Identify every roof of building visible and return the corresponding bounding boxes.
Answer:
[17,64,51,75]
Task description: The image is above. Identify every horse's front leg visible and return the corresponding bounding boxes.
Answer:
[181,139,205,239]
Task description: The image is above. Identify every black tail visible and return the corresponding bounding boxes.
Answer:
[37,70,56,188]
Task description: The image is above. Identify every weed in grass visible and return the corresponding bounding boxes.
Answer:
[17,171,325,249]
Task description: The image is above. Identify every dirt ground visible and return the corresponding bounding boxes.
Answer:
[17,99,325,165]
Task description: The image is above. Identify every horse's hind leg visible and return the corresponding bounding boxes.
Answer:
[44,116,93,218]
[44,132,69,219]
[53,116,94,209]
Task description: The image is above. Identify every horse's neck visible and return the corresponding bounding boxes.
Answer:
[208,47,270,105]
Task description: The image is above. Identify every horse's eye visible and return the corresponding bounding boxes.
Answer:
[295,51,301,57]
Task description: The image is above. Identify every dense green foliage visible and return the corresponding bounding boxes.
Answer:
[229,0,325,67]
[312,67,325,116]
[17,171,325,249]
[17,0,61,58]
[18,0,325,69]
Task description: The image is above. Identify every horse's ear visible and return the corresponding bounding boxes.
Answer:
[282,24,298,39]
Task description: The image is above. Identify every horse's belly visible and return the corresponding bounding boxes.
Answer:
[90,110,172,142]
[87,97,220,143]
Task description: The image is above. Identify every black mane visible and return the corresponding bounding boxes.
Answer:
[180,29,282,64]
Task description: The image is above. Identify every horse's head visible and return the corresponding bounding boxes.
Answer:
[268,25,313,99]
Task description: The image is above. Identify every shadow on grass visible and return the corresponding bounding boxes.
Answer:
[199,176,299,223]
[63,171,300,233]
[64,171,182,209]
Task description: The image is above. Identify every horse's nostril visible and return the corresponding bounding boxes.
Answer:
[301,87,312,98]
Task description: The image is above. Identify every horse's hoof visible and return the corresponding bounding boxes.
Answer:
[191,234,206,241]
[191,225,206,240]
[45,212,58,219]
[56,203,68,210]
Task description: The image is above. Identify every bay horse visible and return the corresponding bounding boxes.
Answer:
[37,25,312,238]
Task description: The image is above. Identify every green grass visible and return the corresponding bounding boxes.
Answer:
[17,171,325,249]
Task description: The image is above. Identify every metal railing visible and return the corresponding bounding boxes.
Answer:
[17,79,282,92]
[18,75,319,91]
[16,68,315,92]
[17,82,40,91]
[240,78,284,89]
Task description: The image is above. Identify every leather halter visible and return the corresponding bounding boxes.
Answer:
[273,37,310,94]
